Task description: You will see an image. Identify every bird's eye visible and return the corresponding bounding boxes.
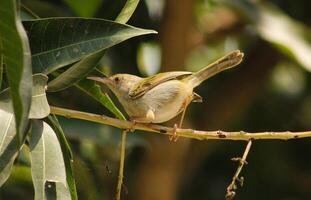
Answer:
[114,77,120,83]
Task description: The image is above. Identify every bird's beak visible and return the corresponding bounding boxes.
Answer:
[87,77,111,85]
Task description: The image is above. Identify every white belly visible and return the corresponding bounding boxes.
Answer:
[140,80,192,123]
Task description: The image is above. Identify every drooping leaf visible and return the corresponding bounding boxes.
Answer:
[47,50,105,92]
[63,0,102,17]
[29,120,71,200]
[0,0,33,143]
[115,0,141,23]
[47,115,77,200]
[22,18,157,74]
[0,90,19,187]
[75,79,126,120]
[0,72,50,186]
[29,74,50,119]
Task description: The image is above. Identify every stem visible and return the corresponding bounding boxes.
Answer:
[226,140,252,200]
[50,106,311,141]
[116,129,127,200]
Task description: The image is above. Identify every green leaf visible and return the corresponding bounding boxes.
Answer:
[22,18,157,74]
[0,90,19,187]
[255,4,311,72]
[115,0,141,23]
[76,79,126,120]
[0,72,50,186]
[29,74,50,119]
[47,50,105,92]
[47,115,77,200]
[0,0,33,143]
[63,0,102,17]
[29,120,71,200]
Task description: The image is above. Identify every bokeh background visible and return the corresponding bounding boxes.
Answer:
[2,0,311,199]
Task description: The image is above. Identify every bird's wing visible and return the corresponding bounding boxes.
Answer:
[128,71,192,99]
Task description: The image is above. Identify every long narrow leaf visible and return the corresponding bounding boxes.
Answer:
[30,120,71,200]
[23,18,157,74]
[0,90,18,186]
[76,79,126,120]
[0,0,33,143]
[0,73,51,187]
[115,0,140,23]
[47,115,77,200]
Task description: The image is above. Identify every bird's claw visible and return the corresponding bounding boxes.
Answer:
[127,120,137,132]
[169,124,179,142]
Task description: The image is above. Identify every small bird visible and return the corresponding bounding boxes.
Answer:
[88,50,244,140]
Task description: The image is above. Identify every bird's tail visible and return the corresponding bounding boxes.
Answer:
[183,50,244,88]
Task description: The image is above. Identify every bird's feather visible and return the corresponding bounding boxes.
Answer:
[128,71,192,99]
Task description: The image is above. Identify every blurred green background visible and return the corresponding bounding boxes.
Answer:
[2,0,311,199]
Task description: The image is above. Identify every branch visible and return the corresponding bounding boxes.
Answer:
[50,106,311,141]
[116,129,127,200]
[226,140,252,200]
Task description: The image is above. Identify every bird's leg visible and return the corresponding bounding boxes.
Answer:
[129,108,155,132]
[128,119,137,132]
[169,99,190,142]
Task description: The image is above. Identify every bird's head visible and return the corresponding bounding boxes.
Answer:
[87,74,141,99]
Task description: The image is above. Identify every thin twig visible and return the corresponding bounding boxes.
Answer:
[50,106,311,141]
[116,129,127,200]
[226,140,252,200]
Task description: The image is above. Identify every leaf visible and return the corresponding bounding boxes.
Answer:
[47,115,77,200]
[47,50,105,92]
[0,73,49,186]
[75,79,126,120]
[0,90,18,187]
[29,120,71,200]
[29,74,50,119]
[115,0,141,23]
[0,0,33,143]
[22,18,157,74]
[63,0,102,17]
[255,4,311,72]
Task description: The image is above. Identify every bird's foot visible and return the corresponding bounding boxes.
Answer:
[127,120,137,132]
[169,124,179,142]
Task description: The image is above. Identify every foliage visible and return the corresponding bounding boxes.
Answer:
[0,0,154,199]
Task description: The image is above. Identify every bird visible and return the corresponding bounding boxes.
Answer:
[88,50,244,140]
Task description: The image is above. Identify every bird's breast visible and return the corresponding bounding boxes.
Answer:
[133,80,193,123]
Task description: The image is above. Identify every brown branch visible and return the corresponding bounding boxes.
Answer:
[115,129,127,200]
[50,106,311,141]
[226,140,252,200]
